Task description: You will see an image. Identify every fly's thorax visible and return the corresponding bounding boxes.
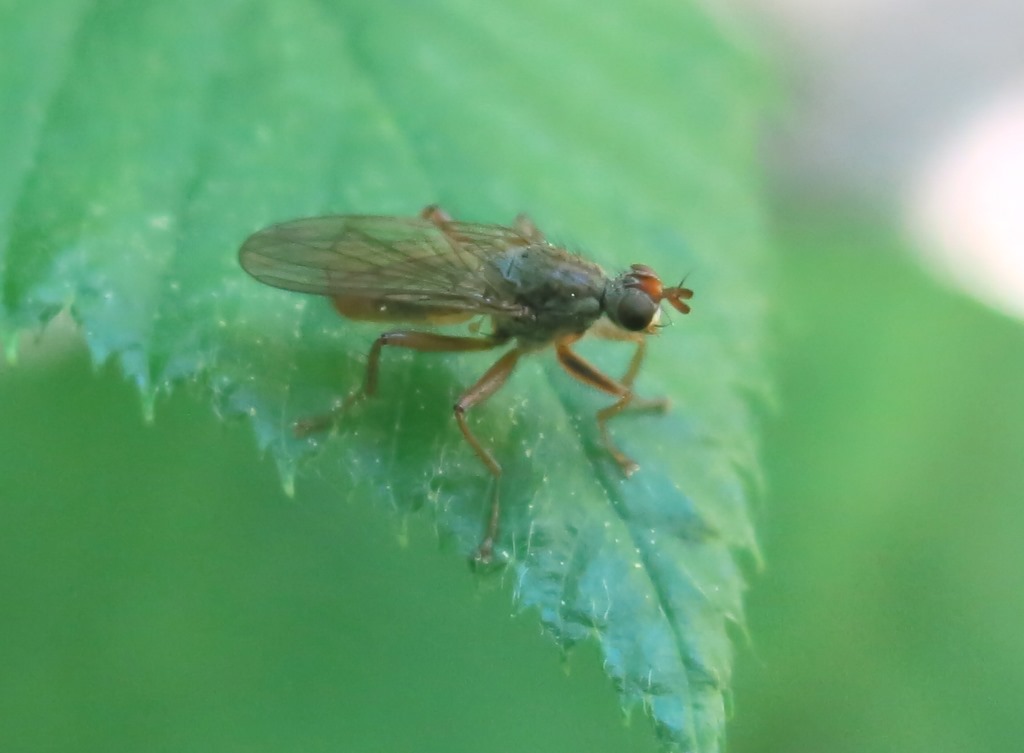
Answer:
[492,244,607,345]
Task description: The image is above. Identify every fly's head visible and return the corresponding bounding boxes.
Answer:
[603,264,693,333]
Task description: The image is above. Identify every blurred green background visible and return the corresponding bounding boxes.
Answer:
[3,202,1021,752]
[731,207,1024,753]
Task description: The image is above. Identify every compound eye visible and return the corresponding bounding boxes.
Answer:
[616,290,657,331]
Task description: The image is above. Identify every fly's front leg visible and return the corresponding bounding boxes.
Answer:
[586,318,670,414]
[588,318,667,396]
[618,335,648,389]
[294,332,505,436]
[555,338,649,477]
[596,336,670,439]
[454,348,524,565]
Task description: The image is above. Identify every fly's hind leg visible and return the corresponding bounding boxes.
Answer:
[294,330,517,564]
[294,332,506,436]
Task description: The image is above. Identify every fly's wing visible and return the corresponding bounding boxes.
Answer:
[239,215,531,319]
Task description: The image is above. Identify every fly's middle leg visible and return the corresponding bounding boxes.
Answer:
[293,332,505,436]
[453,347,524,565]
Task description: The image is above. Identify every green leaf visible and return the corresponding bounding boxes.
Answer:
[0,1,771,750]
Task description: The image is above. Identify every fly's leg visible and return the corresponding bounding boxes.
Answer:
[420,204,481,253]
[420,204,453,224]
[421,204,548,246]
[294,332,506,436]
[454,348,524,565]
[513,213,546,243]
[586,320,670,414]
[555,338,655,477]
[617,334,648,387]
[597,335,670,427]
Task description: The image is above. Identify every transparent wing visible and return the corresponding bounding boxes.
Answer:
[238,215,531,317]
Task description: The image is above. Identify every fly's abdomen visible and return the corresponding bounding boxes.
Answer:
[332,295,475,324]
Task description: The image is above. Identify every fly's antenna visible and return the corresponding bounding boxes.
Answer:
[663,275,693,314]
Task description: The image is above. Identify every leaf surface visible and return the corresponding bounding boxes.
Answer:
[0,1,771,749]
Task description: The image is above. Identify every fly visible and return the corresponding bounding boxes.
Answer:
[239,205,693,564]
